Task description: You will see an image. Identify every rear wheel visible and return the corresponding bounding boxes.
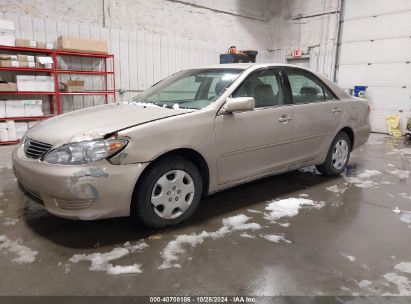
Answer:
[316,132,351,176]
[131,156,203,228]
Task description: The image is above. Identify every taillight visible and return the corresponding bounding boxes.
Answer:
[368,104,371,112]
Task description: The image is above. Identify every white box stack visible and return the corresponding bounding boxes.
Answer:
[16,75,37,91]
[24,100,43,116]
[15,122,28,139]
[16,75,54,92]
[0,122,8,141]
[0,19,15,46]
[6,120,17,141]
[36,76,54,91]
[5,100,25,117]
[0,100,6,117]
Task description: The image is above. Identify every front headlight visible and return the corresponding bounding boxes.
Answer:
[43,139,128,165]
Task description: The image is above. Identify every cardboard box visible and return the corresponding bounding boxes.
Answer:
[15,38,37,48]
[0,54,17,60]
[36,76,54,91]
[0,82,17,91]
[24,100,43,116]
[18,61,36,68]
[0,19,15,33]
[17,54,35,62]
[57,35,108,54]
[36,62,53,69]
[37,42,53,49]
[0,60,19,68]
[0,100,5,117]
[0,35,15,46]
[63,79,85,92]
[16,75,36,91]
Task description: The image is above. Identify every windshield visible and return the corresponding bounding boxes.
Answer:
[131,68,243,110]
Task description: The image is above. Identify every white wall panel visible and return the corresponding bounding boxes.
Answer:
[344,0,411,20]
[341,12,411,43]
[338,0,411,133]
[0,12,273,112]
[339,39,411,65]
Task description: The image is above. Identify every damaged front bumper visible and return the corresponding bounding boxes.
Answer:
[12,144,149,220]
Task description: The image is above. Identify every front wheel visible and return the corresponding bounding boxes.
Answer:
[131,156,203,228]
[316,132,351,176]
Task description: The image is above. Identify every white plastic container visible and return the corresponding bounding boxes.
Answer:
[15,122,28,139]
[0,19,15,47]
[36,76,54,91]
[0,122,8,141]
[24,100,43,116]
[5,100,25,117]
[16,75,37,91]
[0,100,5,117]
[6,120,17,141]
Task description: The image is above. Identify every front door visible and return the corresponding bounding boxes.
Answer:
[215,68,294,185]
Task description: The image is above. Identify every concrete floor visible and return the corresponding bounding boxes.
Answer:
[0,133,410,296]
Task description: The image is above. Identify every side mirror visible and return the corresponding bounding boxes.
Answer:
[222,97,255,114]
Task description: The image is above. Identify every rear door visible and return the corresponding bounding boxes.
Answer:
[283,68,344,165]
[215,68,294,185]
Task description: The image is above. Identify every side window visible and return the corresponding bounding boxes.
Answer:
[287,70,334,104]
[233,69,284,108]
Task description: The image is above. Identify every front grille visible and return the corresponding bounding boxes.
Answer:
[18,182,44,205]
[24,138,52,159]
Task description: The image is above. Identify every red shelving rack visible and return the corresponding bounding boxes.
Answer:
[0,44,116,145]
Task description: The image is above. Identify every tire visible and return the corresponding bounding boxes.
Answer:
[131,155,203,228]
[316,132,351,176]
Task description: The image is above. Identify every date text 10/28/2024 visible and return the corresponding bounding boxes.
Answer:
[149,296,256,303]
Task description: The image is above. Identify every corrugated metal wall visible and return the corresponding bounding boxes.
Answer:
[0,12,287,112]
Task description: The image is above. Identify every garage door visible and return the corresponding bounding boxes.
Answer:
[336,0,411,133]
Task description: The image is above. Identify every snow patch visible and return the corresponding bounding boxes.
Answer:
[240,232,255,239]
[247,209,262,214]
[341,253,356,262]
[299,193,309,198]
[107,264,142,275]
[395,262,411,274]
[400,193,411,200]
[344,170,382,188]
[278,222,290,228]
[326,185,346,195]
[383,273,411,295]
[159,214,261,269]
[3,217,18,226]
[389,169,410,180]
[123,101,161,108]
[263,198,321,223]
[358,280,372,289]
[399,213,411,225]
[69,240,148,275]
[299,166,320,174]
[0,235,38,263]
[260,234,291,244]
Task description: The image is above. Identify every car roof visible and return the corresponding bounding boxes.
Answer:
[192,63,309,70]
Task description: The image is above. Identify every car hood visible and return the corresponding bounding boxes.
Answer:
[26,103,194,146]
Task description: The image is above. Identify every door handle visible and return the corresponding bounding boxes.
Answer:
[332,107,342,114]
[278,115,293,123]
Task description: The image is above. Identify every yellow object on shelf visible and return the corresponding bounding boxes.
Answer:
[386,115,402,137]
